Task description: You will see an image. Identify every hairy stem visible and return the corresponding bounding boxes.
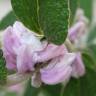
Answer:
[5,73,31,87]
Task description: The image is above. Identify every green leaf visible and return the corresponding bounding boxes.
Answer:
[24,80,40,96]
[63,68,96,96]
[11,0,41,34]
[80,0,92,20]
[42,84,62,96]
[0,11,16,31]
[82,52,96,71]
[69,0,78,25]
[11,0,69,45]
[86,26,96,62]
[0,49,7,85]
[38,0,69,45]
[87,45,96,63]
[5,92,17,96]
[87,26,96,45]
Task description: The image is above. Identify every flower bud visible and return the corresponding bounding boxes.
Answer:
[71,53,85,78]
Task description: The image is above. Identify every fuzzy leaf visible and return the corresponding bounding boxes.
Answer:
[69,0,78,25]
[0,49,7,85]
[38,0,69,44]
[80,0,92,20]
[11,0,69,45]
[42,84,62,96]
[24,80,40,96]
[63,68,96,96]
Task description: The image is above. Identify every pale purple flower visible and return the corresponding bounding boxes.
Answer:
[16,43,68,73]
[33,44,68,63]
[3,26,20,70]
[3,21,42,71]
[68,21,85,42]
[2,21,85,87]
[40,53,76,85]
[17,45,35,73]
[68,21,86,78]
[38,47,85,85]
[71,53,85,78]
[68,8,88,44]
[30,44,85,86]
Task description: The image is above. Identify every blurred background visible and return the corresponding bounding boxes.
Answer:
[0,0,16,31]
[0,0,11,21]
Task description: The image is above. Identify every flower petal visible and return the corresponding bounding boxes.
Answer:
[71,53,85,78]
[33,44,67,63]
[17,45,35,73]
[3,26,20,69]
[68,21,85,42]
[40,53,76,85]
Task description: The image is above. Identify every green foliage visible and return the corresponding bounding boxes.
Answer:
[89,45,96,59]
[38,0,69,44]
[24,80,41,96]
[24,80,62,96]
[80,0,92,20]
[42,84,62,96]
[82,52,96,71]
[11,0,69,45]
[0,49,7,85]
[86,26,96,65]
[63,68,96,96]
[0,11,16,31]
[87,26,96,45]
[69,0,78,25]
[11,0,41,34]
[5,92,17,96]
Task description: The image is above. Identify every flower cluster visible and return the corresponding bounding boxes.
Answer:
[1,9,88,87]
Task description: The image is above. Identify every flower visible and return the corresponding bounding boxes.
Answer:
[31,44,76,86]
[71,53,85,78]
[2,21,42,70]
[68,8,88,49]
[68,21,85,42]
[40,53,76,85]
[32,45,85,86]
[2,21,85,87]
[33,44,68,63]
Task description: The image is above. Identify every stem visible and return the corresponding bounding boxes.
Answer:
[65,39,76,52]
[5,73,31,87]
[60,85,65,96]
